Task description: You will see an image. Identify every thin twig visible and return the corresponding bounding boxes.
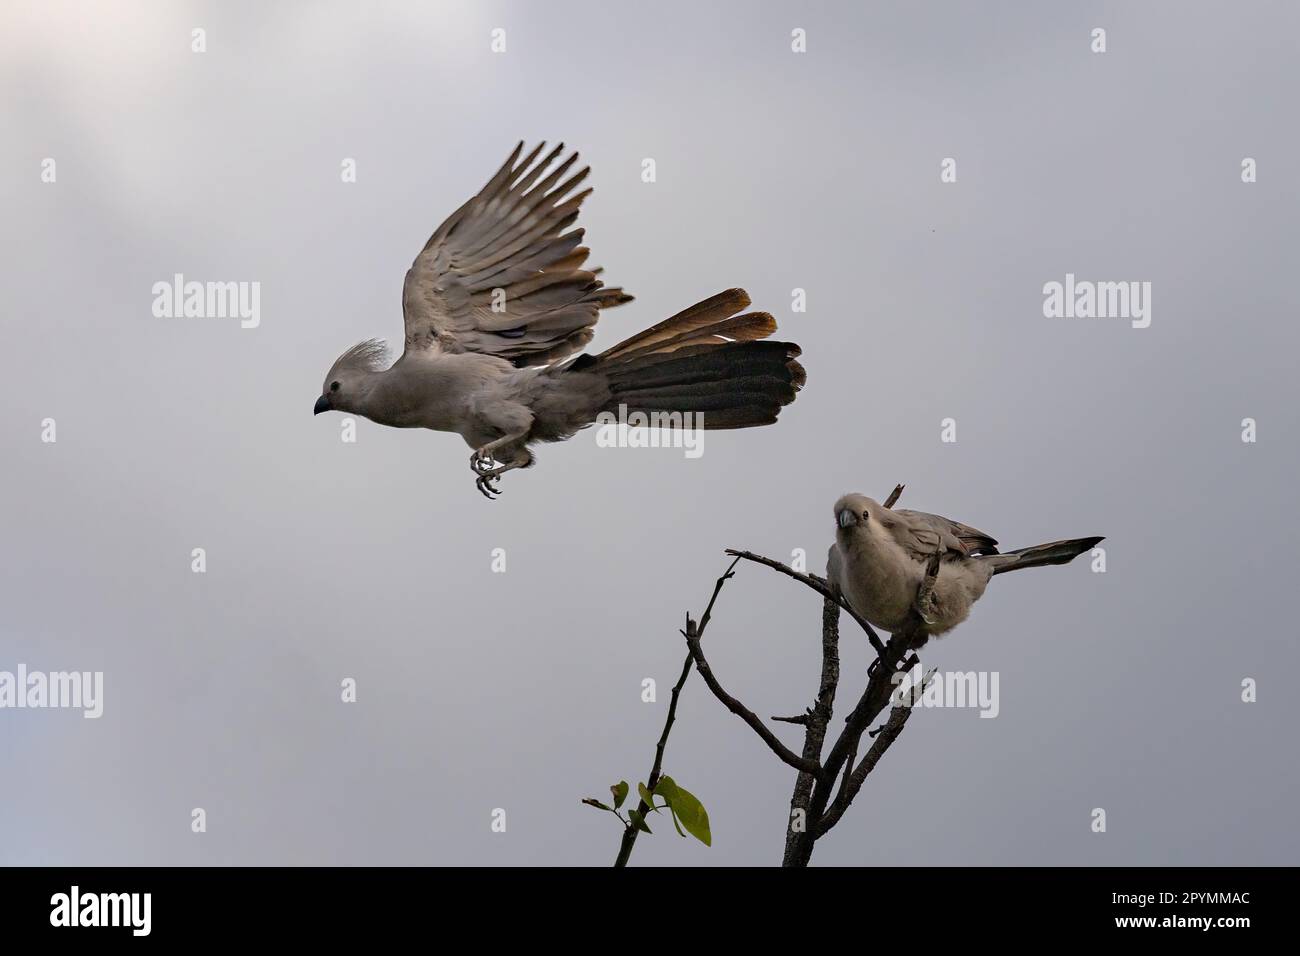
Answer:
[698,555,743,634]
[817,668,934,836]
[724,550,887,657]
[612,556,742,868]
[613,652,691,867]
[882,484,905,509]
[684,616,820,776]
[771,713,811,726]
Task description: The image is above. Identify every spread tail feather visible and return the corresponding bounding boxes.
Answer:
[588,289,805,430]
[988,536,1104,575]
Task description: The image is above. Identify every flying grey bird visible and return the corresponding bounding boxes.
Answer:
[313,141,805,498]
[827,493,1102,638]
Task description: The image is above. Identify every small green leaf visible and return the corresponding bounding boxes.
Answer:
[611,781,629,809]
[657,776,710,846]
[654,776,687,837]
[628,809,652,834]
[582,798,614,812]
[638,782,660,812]
[652,778,687,835]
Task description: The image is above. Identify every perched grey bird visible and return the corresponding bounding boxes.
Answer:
[827,493,1102,638]
[314,141,805,498]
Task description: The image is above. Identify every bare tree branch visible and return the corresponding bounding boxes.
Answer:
[612,556,742,867]
[785,576,936,865]
[684,615,820,776]
[682,482,945,866]
[724,549,887,657]
[818,619,925,796]
[817,668,934,836]
[780,593,842,866]
[698,555,743,634]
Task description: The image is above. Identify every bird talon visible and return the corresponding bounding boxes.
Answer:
[475,474,502,499]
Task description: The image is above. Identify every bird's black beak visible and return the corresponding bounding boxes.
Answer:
[837,509,857,529]
[313,395,330,416]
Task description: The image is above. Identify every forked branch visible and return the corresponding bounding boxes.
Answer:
[686,483,941,866]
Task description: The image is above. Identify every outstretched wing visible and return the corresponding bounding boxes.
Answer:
[884,509,1000,561]
[401,142,632,367]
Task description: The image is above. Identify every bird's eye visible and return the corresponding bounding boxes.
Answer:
[861,511,870,521]
[330,381,340,392]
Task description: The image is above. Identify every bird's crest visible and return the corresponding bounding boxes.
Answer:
[330,339,390,376]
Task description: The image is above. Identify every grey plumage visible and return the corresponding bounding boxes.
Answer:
[827,493,1102,638]
[986,539,1107,575]
[314,142,805,497]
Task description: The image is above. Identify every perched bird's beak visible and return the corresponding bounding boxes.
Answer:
[313,395,330,416]
[837,509,857,529]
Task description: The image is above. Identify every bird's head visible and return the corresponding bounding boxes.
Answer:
[315,339,389,416]
[834,493,881,540]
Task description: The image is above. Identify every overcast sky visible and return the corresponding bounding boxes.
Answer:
[2,0,1296,866]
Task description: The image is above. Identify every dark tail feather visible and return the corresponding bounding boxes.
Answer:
[591,289,805,430]
[988,536,1104,575]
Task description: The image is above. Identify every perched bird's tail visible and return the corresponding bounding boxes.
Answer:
[585,289,805,429]
[986,537,1104,575]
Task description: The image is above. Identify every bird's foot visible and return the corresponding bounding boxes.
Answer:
[475,472,502,499]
